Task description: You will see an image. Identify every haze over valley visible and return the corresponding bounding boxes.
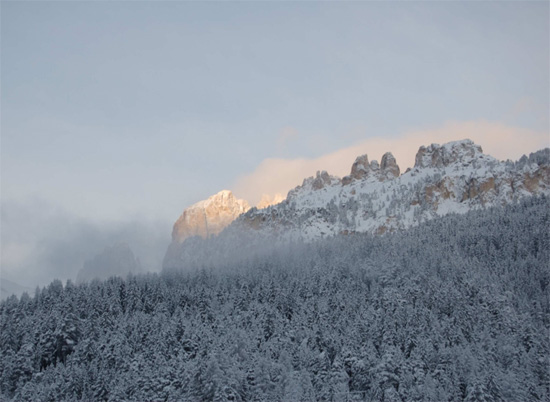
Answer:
[1,2,549,400]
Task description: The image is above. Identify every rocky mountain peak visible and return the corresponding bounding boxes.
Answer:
[311,170,334,190]
[380,152,400,179]
[350,154,370,180]
[171,190,250,243]
[343,151,401,185]
[414,139,484,169]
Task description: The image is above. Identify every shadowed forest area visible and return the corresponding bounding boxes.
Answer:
[1,196,549,401]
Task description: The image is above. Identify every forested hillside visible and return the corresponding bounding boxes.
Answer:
[1,196,549,401]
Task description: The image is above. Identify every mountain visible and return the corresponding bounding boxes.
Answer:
[235,139,550,239]
[171,190,250,244]
[76,243,142,283]
[164,190,250,267]
[163,139,549,270]
[4,140,550,401]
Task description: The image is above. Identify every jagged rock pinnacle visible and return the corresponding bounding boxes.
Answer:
[343,151,401,185]
[381,152,400,178]
[350,155,370,180]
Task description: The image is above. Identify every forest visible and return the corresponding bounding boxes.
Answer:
[1,196,549,401]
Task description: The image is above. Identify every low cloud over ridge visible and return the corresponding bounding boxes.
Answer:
[233,120,549,205]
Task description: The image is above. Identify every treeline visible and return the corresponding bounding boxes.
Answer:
[1,196,549,401]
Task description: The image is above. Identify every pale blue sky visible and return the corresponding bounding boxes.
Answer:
[1,1,549,286]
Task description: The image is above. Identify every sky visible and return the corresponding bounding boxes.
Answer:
[1,1,549,288]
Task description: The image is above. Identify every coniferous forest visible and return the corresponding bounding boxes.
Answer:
[1,196,549,401]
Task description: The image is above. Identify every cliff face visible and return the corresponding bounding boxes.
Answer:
[171,190,250,244]
[164,190,249,268]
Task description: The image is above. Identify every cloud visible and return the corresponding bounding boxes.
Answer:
[1,198,171,289]
[233,120,549,205]
[276,126,300,151]
[510,97,534,119]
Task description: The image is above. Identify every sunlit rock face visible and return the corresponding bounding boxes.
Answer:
[164,190,250,269]
[76,243,141,283]
[171,190,250,244]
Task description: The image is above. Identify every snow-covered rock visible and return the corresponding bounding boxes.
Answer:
[234,139,550,240]
[414,139,483,169]
[288,171,340,198]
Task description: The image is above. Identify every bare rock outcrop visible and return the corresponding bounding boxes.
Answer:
[380,152,400,179]
[343,152,401,185]
[350,155,370,180]
[171,190,250,244]
[414,139,483,169]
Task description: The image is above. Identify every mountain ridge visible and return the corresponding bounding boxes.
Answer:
[164,139,550,269]
[233,139,549,239]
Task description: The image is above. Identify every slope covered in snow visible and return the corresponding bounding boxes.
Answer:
[234,139,550,240]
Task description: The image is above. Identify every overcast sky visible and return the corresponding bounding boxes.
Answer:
[1,1,549,287]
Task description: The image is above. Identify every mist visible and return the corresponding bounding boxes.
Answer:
[1,197,171,289]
